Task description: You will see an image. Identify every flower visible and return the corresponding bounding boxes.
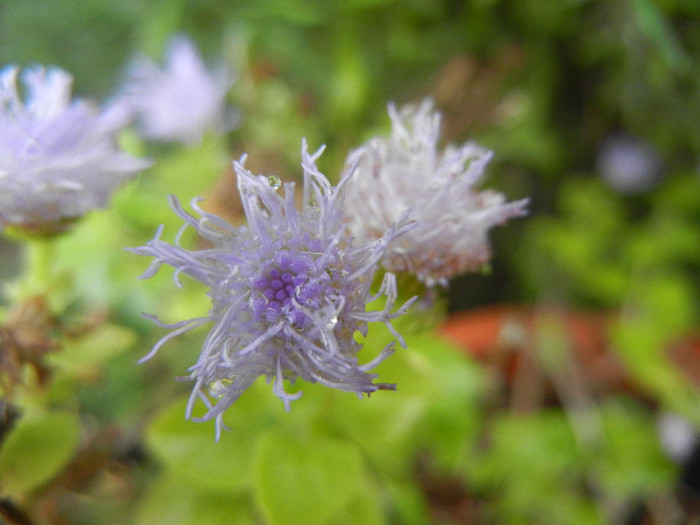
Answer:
[122,34,235,144]
[342,99,529,286]
[131,140,416,439]
[598,134,662,194]
[0,65,150,234]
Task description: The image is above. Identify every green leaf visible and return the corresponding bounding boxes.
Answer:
[49,323,137,376]
[134,472,256,525]
[151,133,229,199]
[115,133,228,233]
[384,481,430,525]
[145,385,277,493]
[324,378,426,476]
[472,411,598,524]
[0,410,81,495]
[328,33,370,126]
[325,487,385,525]
[633,0,691,71]
[253,432,366,525]
[611,317,700,426]
[598,399,677,498]
[320,329,483,483]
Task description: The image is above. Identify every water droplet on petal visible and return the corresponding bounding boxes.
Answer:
[267,175,281,189]
[209,379,230,398]
[327,315,338,329]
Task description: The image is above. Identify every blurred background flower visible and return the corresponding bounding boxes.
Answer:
[598,134,663,194]
[0,65,150,234]
[121,34,236,145]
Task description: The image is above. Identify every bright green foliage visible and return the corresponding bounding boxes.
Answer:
[146,385,274,493]
[474,410,600,525]
[253,433,370,525]
[50,324,137,378]
[0,410,81,495]
[134,475,257,525]
[597,400,677,499]
[468,401,678,525]
[327,330,485,475]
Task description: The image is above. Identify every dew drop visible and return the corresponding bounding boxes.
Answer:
[209,379,228,398]
[267,175,282,189]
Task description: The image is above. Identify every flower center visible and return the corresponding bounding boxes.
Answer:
[250,251,332,328]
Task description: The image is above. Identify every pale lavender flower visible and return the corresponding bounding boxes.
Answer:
[598,134,662,194]
[657,412,698,464]
[131,140,416,439]
[342,99,529,287]
[0,65,150,234]
[123,35,235,145]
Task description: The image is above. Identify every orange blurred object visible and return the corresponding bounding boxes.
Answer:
[440,305,700,403]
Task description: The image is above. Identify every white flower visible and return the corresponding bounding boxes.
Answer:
[0,65,150,234]
[343,99,529,286]
[122,35,235,144]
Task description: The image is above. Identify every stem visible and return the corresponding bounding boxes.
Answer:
[21,238,56,298]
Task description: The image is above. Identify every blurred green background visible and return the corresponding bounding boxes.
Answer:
[1,0,699,524]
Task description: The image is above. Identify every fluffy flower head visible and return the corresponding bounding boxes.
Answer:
[343,99,529,286]
[132,140,416,438]
[123,35,235,144]
[0,65,150,233]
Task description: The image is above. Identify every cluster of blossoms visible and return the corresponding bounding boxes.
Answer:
[0,34,527,437]
[343,99,529,286]
[133,100,528,437]
[0,65,150,234]
[132,140,417,439]
[120,35,236,145]
[0,34,233,236]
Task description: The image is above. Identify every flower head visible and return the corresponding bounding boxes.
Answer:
[0,65,150,234]
[122,35,235,144]
[132,140,416,439]
[598,134,662,194]
[343,99,529,286]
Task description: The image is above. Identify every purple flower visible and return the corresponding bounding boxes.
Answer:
[122,35,235,145]
[0,65,150,234]
[343,99,529,286]
[132,140,416,439]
